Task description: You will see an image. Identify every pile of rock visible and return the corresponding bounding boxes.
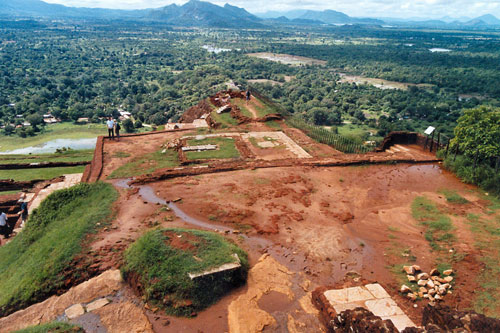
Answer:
[399,265,453,303]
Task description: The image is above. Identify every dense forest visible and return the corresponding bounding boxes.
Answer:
[0,20,499,140]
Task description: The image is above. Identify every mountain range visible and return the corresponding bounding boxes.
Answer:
[0,0,499,29]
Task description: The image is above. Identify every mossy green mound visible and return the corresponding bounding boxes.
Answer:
[0,182,118,316]
[121,228,248,316]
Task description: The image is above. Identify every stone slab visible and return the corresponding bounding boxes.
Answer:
[365,298,404,317]
[365,283,391,299]
[65,303,85,319]
[86,298,110,312]
[188,253,241,280]
[382,315,416,332]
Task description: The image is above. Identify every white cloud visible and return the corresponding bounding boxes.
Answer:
[42,0,500,18]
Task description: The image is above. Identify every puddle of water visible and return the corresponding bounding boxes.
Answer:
[114,179,235,233]
[0,138,97,154]
[257,291,292,313]
[429,48,451,53]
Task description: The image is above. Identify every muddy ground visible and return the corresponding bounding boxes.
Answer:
[78,161,495,332]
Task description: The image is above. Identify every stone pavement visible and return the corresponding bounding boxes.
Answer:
[323,284,415,331]
[28,173,82,214]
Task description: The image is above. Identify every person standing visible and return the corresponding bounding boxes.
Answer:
[0,211,8,240]
[114,121,121,141]
[106,117,115,139]
[20,200,28,228]
[246,89,251,105]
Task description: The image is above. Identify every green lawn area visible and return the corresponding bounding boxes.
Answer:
[185,137,240,160]
[108,149,179,179]
[0,123,106,152]
[336,124,382,143]
[466,212,500,317]
[253,99,278,117]
[231,99,255,118]
[412,196,455,251]
[0,150,94,165]
[14,322,84,333]
[0,166,86,181]
[210,111,237,128]
[0,182,118,316]
[121,228,248,316]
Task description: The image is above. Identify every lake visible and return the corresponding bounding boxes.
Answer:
[0,138,97,155]
[429,48,452,53]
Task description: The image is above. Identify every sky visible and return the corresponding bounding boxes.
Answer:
[42,0,500,19]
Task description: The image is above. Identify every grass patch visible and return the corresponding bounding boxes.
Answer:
[439,189,469,204]
[0,190,21,196]
[411,196,455,250]
[0,182,118,316]
[14,322,84,333]
[231,99,254,118]
[0,166,86,181]
[465,213,500,317]
[108,149,179,179]
[0,123,106,152]
[210,111,237,128]
[0,149,94,165]
[121,228,248,316]
[265,120,282,130]
[185,137,240,160]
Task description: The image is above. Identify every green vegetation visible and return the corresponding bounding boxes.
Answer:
[210,111,238,128]
[185,137,240,160]
[0,123,105,152]
[0,166,86,181]
[411,196,455,250]
[121,228,248,316]
[0,182,118,316]
[108,149,179,179]
[439,189,469,204]
[286,117,372,153]
[0,150,93,165]
[14,322,84,333]
[442,107,500,197]
[466,213,500,317]
[231,99,254,118]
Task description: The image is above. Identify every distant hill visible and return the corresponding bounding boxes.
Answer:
[0,0,144,19]
[259,9,384,25]
[147,0,264,28]
[1,0,499,30]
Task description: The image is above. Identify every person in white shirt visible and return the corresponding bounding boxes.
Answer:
[0,211,8,239]
[106,117,115,139]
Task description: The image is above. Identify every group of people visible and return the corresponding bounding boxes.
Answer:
[106,117,121,140]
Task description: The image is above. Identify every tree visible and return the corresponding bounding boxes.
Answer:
[26,114,43,130]
[123,118,135,133]
[3,125,14,135]
[453,106,500,160]
[134,120,143,128]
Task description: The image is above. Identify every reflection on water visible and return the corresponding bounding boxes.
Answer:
[0,138,97,154]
